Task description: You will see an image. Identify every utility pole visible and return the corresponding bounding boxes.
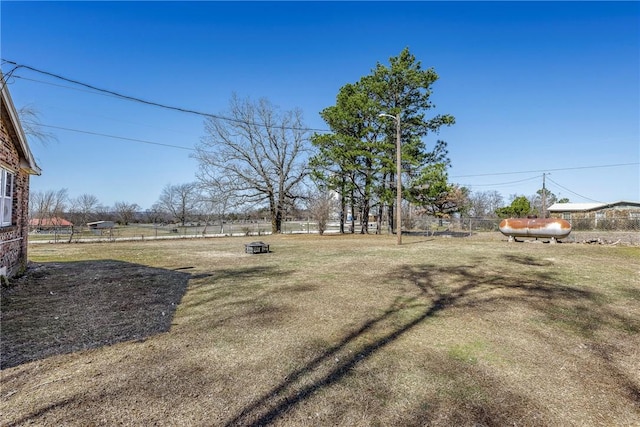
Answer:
[378,112,402,245]
[542,173,547,218]
[395,112,402,245]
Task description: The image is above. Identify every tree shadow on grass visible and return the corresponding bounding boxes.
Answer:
[224,259,639,426]
[177,265,297,311]
[503,253,554,267]
[0,260,191,369]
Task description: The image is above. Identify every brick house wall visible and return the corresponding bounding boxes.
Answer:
[1,77,41,278]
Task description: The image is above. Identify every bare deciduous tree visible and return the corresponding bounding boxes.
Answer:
[532,188,557,218]
[194,95,309,234]
[94,204,112,221]
[468,190,503,218]
[197,177,239,235]
[68,193,99,230]
[113,201,140,226]
[145,203,170,225]
[18,105,57,145]
[307,189,337,235]
[155,182,200,226]
[29,188,68,225]
[29,188,69,240]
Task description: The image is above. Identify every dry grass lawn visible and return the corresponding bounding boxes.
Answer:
[1,233,639,426]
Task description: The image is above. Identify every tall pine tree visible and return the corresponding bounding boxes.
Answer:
[311,48,456,233]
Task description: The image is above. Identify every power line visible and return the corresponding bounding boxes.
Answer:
[460,175,540,188]
[12,74,130,99]
[545,176,604,203]
[27,122,196,151]
[451,162,639,179]
[2,59,331,133]
[463,171,628,203]
[0,64,21,90]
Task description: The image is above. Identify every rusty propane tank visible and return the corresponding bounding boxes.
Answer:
[499,218,571,242]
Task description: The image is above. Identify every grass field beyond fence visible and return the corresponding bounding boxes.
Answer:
[2,233,639,426]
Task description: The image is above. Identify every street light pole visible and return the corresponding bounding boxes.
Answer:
[379,112,402,245]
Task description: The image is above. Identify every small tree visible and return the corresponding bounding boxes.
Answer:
[307,189,337,235]
[495,196,531,218]
[406,163,465,219]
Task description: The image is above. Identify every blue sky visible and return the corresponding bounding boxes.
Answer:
[2,1,638,210]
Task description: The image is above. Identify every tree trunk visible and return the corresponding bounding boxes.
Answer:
[360,202,370,234]
[271,205,282,234]
[339,186,346,234]
[349,204,356,234]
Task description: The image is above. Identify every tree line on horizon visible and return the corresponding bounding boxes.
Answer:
[28,184,564,234]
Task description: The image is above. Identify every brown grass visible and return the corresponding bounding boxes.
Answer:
[1,233,639,426]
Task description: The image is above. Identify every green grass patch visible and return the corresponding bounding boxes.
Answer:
[447,340,487,364]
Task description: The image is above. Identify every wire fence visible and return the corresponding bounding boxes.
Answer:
[28,215,639,245]
[408,215,639,245]
[562,216,640,232]
[408,215,640,233]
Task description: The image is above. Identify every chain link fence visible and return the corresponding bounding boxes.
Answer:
[408,215,640,233]
[28,215,639,245]
[407,215,639,245]
[564,216,640,232]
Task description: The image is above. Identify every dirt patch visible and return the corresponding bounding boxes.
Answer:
[1,260,190,369]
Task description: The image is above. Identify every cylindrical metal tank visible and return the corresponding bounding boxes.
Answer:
[499,218,572,240]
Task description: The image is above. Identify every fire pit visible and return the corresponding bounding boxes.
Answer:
[245,241,270,254]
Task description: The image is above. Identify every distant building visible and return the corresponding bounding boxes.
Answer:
[1,72,42,278]
[29,217,74,233]
[548,201,640,229]
[87,220,115,234]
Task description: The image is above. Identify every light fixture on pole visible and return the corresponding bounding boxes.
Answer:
[378,112,402,245]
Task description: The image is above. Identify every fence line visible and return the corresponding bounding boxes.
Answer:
[409,215,639,233]
[28,215,639,245]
